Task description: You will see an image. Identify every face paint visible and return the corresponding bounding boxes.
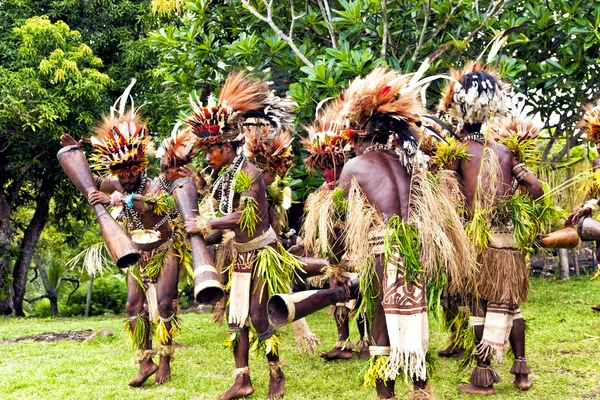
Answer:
[206,144,228,171]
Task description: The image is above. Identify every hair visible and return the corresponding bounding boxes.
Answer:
[464,123,482,134]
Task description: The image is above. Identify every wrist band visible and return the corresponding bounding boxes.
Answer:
[124,194,134,208]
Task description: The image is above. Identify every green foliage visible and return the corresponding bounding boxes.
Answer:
[384,215,423,285]
[233,170,255,194]
[237,196,260,236]
[431,136,471,170]
[59,276,127,317]
[500,134,539,166]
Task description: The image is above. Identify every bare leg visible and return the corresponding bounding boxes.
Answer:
[250,275,285,400]
[457,300,496,395]
[320,311,353,360]
[126,273,157,387]
[155,251,179,385]
[213,328,254,400]
[509,317,533,390]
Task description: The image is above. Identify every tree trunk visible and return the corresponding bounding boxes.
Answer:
[85,274,94,317]
[12,180,55,316]
[0,190,15,315]
[559,248,570,280]
[33,254,58,317]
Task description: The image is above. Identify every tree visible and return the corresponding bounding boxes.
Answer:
[0,16,111,315]
[0,0,177,316]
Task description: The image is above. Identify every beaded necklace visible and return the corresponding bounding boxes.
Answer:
[209,154,246,216]
[157,175,171,193]
[466,132,485,144]
[156,175,180,223]
[123,171,147,231]
[122,171,170,232]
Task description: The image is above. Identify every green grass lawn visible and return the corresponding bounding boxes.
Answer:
[1,277,600,400]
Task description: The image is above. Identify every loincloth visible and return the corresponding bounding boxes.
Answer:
[228,227,304,329]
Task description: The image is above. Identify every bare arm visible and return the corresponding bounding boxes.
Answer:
[512,158,544,200]
[204,229,223,245]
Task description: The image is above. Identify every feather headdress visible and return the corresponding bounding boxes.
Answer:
[437,61,511,131]
[89,79,150,178]
[579,100,600,143]
[243,125,294,177]
[302,100,349,176]
[186,70,295,147]
[156,121,200,168]
[494,117,540,142]
[335,68,424,153]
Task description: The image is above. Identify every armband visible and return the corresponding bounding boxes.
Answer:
[94,176,104,190]
[511,163,526,174]
[515,168,531,183]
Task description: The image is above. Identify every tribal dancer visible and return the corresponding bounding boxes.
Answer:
[243,122,322,355]
[422,127,476,362]
[59,82,181,386]
[330,68,472,399]
[300,102,372,361]
[564,100,600,310]
[184,71,304,400]
[438,62,544,394]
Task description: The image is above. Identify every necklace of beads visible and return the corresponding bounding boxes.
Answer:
[209,154,245,216]
[157,175,171,193]
[466,132,485,144]
[122,171,169,232]
[156,175,180,223]
[363,143,395,153]
[123,171,147,231]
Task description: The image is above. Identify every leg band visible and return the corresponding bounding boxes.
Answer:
[258,325,275,341]
[510,357,531,375]
[469,365,500,387]
[233,366,250,377]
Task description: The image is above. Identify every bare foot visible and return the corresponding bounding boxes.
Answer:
[457,384,495,395]
[320,347,353,360]
[155,356,171,385]
[591,305,600,312]
[128,360,158,387]
[359,348,371,361]
[437,343,459,357]
[173,341,187,349]
[513,374,533,390]
[267,368,285,400]
[213,374,254,400]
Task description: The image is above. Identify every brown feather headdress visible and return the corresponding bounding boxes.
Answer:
[89,79,150,178]
[579,100,600,143]
[156,122,200,168]
[437,61,511,130]
[302,100,349,178]
[243,126,294,177]
[186,70,296,147]
[336,68,424,141]
[494,117,540,141]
